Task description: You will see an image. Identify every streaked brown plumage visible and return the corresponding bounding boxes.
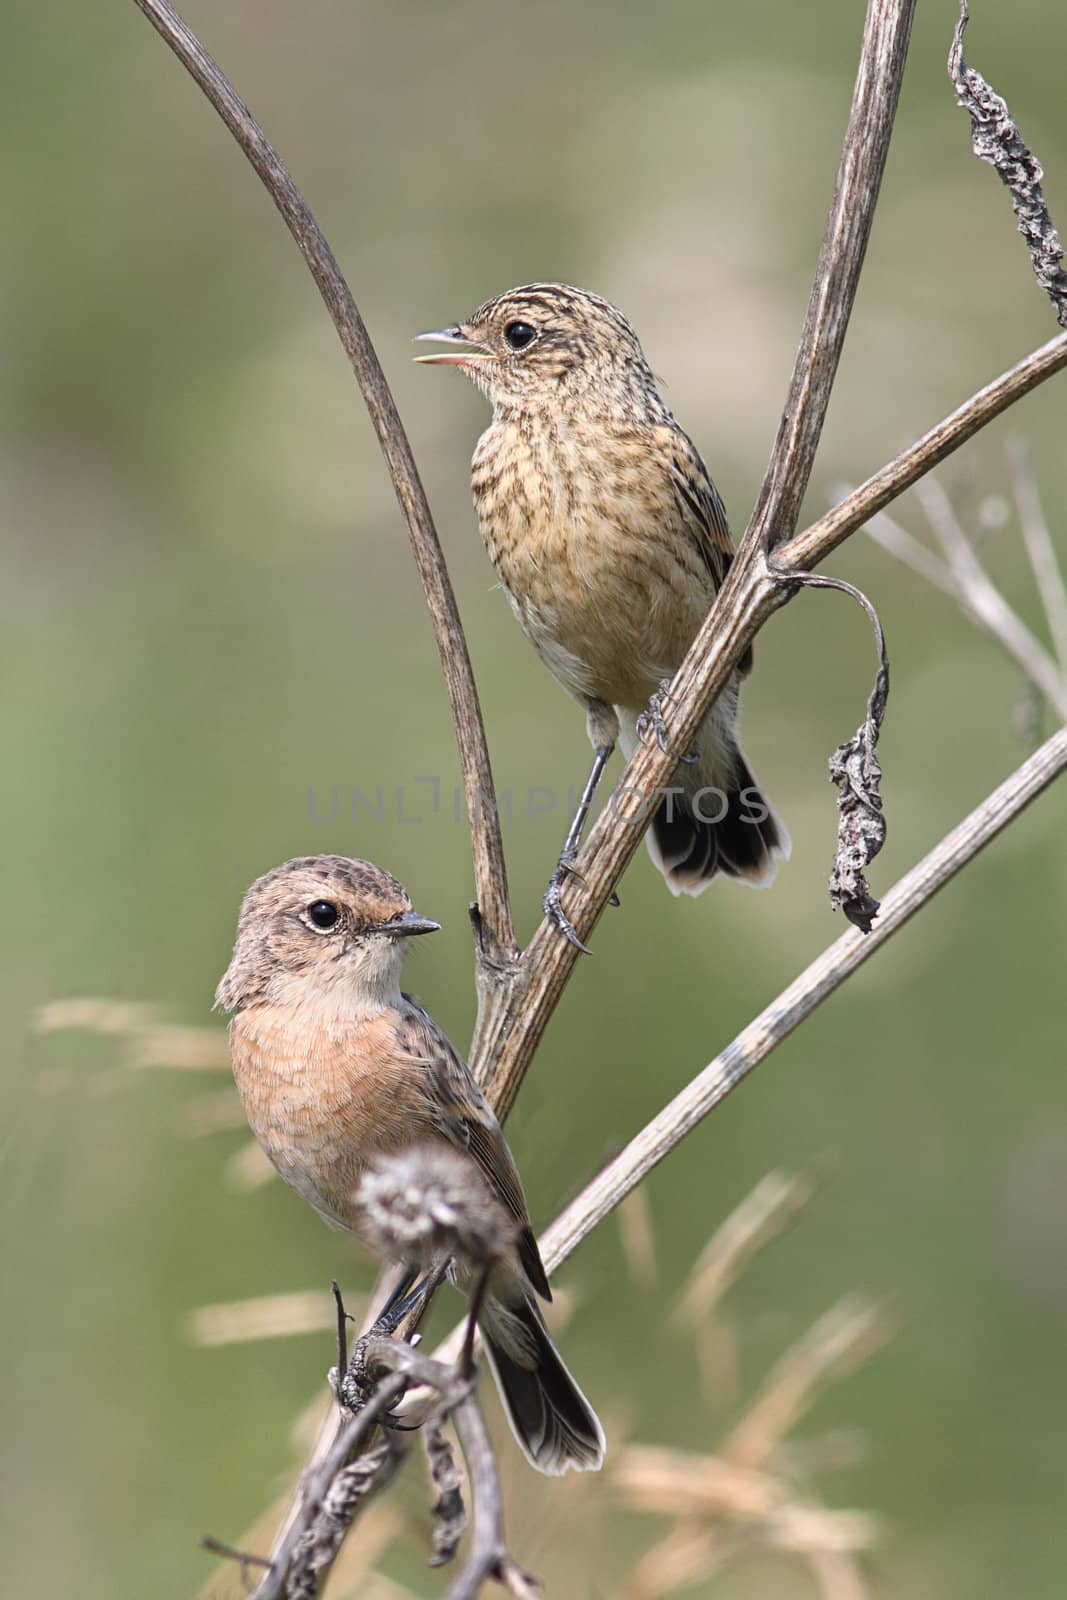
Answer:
[216,855,604,1475]
[417,284,789,931]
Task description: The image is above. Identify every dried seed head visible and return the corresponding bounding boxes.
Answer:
[355,1145,520,1271]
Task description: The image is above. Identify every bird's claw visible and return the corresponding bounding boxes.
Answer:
[341,1338,413,1430]
[638,680,699,763]
[543,856,591,953]
[637,679,674,753]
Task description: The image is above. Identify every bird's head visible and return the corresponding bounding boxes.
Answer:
[215,855,440,1014]
[416,282,658,416]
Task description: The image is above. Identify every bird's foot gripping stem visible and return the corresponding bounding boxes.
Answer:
[543,851,591,954]
[637,679,700,763]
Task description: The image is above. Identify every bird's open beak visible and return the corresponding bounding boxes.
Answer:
[380,911,442,938]
[413,327,494,367]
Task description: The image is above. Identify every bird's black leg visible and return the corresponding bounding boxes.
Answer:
[375,1266,420,1326]
[342,1267,433,1417]
[543,742,614,951]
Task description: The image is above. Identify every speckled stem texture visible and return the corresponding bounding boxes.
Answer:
[950,1,1067,328]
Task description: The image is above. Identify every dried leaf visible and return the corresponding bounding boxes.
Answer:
[423,1419,467,1567]
[950,2,1067,328]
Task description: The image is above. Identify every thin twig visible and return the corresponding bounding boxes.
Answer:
[526,724,1067,1282]
[916,477,1067,721]
[949,0,1067,327]
[781,332,1067,573]
[751,0,916,551]
[428,721,1067,1378]
[863,484,1067,723]
[130,0,515,966]
[853,499,958,595]
[249,1364,410,1600]
[447,1394,540,1600]
[1008,435,1067,675]
[249,1337,532,1600]
[200,1535,272,1581]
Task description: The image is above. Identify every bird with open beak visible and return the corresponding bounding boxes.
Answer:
[416,283,788,948]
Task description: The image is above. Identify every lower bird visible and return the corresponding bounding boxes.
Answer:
[216,854,604,1475]
[417,282,789,944]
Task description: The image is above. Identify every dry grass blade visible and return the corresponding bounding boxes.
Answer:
[188,1290,357,1348]
[225,1140,277,1191]
[916,476,1067,719]
[620,1523,725,1600]
[721,1298,889,1472]
[180,1089,249,1137]
[131,1024,230,1070]
[674,1172,815,1330]
[766,1505,883,1554]
[1008,434,1067,675]
[33,997,158,1035]
[616,1447,776,1521]
[804,1547,875,1600]
[618,1187,659,1291]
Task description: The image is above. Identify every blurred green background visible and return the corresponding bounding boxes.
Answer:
[3,1,1066,1595]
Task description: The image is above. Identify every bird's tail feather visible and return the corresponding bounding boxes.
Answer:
[619,705,789,898]
[481,1294,605,1475]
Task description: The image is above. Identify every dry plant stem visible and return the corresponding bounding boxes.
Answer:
[131,0,514,964]
[446,1398,539,1600]
[916,477,1067,721]
[530,725,1067,1279]
[751,0,916,550]
[249,1365,409,1600]
[249,1337,530,1600]
[1008,436,1067,677]
[782,332,1067,572]
[864,496,1067,721]
[431,723,1067,1373]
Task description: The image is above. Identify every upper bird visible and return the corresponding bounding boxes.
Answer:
[417,283,789,944]
[216,854,604,1475]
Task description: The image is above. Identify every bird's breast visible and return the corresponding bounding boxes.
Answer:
[472,415,712,706]
[228,1006,424,1232]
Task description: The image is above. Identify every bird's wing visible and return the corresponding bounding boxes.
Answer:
[660,423,753,673]
[661,424,735,589]
[394,1000,551,1299]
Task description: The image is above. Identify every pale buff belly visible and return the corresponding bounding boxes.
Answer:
[484,509,712,709]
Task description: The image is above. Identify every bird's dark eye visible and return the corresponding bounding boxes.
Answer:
[307,900,340,930]
[504,321,537,351]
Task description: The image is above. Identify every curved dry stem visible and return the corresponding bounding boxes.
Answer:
[131,0,515,962]
[779,332,1067,572]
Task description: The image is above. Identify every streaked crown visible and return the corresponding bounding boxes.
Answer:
[417,282,663,415]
